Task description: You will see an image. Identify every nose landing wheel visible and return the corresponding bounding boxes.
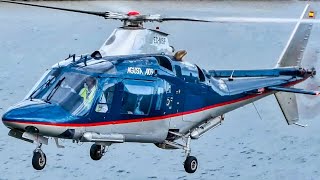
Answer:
[32,144,47,170]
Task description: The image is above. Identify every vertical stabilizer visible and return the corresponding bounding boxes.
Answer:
[275,92,299,125]
[275,4,315,125]
[276,4,313,68]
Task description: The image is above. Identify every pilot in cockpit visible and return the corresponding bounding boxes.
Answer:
[79,77,97,108]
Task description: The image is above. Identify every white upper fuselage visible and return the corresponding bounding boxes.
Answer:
[99,27,173,56]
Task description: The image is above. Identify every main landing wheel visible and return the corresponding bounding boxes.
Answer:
[184,156,198,173]
[32,151,47,170]
[90,144,104,161]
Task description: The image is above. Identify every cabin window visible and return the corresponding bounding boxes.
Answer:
[96,82,116,113]
[121,80,154,115]
[155,87,164,110]
[155,56,173,71]
[80,60,117,74]
[196,65,206,82]
[180,62,199,83]
[155,80,171,111]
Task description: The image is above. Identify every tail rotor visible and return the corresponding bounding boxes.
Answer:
[296,48,320,120]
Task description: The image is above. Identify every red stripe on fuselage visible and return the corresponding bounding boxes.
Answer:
[2,93,263,127]
[3,78,306,127]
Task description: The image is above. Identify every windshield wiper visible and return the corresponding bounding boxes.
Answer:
[30,76,55,101]
[46,77,66,102]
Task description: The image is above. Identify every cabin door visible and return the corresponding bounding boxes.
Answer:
[87,78,120,132]
[166,82,185,130]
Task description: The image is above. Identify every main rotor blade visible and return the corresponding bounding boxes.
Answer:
[0,0,107,17]
[161,17,212,23]
[205,17,320,23]
[3,0,320,24]
[161,17,320,24]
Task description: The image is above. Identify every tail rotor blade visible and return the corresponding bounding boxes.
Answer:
[296,48,320,119]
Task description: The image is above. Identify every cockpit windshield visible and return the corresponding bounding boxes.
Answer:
[25,68,61,100]
[28,70,98,116]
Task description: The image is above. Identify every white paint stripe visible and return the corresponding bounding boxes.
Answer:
[276,4,310,67]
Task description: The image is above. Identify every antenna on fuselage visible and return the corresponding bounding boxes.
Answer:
[65,54,76,62]
[228,70,235,81]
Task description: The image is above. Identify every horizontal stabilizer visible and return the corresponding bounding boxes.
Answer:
[209,67,300,78]
[268,86,320,95]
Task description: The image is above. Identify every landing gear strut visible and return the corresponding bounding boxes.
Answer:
[32,143,47,170]
[183,136,198,173]
[90,144,106,160]
[163,132,199,173]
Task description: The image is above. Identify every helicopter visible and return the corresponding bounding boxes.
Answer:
[1,0,319,174]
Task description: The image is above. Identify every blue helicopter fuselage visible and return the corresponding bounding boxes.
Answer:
[2,54,310,143]
[0,0,317,172]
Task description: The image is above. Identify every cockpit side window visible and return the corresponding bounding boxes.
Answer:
[95,82,116,113]
[121,80,154,115]
[155,56,173,71]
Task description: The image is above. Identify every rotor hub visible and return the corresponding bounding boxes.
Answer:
[127,11,140,16]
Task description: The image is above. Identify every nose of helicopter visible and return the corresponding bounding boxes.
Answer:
[2,106,42,132]
[2,100,75,136]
